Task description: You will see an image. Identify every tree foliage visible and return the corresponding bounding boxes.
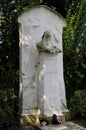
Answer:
[0,0,46,127]
[63,0,86,105]
[0,0,19,127]
[70,90,86,120]
[43,0,72,17]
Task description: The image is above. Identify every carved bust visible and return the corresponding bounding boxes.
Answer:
[36,31,61,54]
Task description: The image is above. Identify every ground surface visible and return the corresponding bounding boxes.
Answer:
[39,121,86,130]
[72,120,86,128]
[0,121,86,130]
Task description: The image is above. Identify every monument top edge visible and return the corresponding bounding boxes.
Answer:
[18,5,66,23]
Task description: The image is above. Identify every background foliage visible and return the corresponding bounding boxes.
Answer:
[63,0,86,103]
[70,90,86,120]
[63,0,86,120]
[0,0,86,127]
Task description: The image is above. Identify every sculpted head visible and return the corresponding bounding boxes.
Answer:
[42,31,51,40]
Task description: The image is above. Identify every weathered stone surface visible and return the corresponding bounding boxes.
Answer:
[38,53,66,116]
[18,5,68,119]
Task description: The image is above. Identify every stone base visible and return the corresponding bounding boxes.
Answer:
[19,109,40,126]
[62,110,71,121]
[20,115,40,126]
[19,110,71,127]
[38,121,85,130]
[46,110,70,123]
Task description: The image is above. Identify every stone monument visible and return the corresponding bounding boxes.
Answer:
[18,5,68,124]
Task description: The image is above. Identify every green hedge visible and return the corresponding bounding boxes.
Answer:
[70,90,86,120]
[0,89,19,127]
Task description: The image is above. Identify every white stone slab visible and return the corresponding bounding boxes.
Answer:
[38,53,66,116]
[18,5,67,116]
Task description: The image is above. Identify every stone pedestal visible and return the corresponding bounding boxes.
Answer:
[38,53,67,117]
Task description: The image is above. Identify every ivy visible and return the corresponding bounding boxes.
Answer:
[63,0,86,117]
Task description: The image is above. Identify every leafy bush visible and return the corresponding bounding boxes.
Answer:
[0,89,19,127]
[63,0,86,103]
[70,90,86,120]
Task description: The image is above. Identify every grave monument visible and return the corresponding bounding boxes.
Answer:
[18,5,69,125]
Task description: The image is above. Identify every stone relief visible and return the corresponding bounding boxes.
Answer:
[36,31,62,54]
